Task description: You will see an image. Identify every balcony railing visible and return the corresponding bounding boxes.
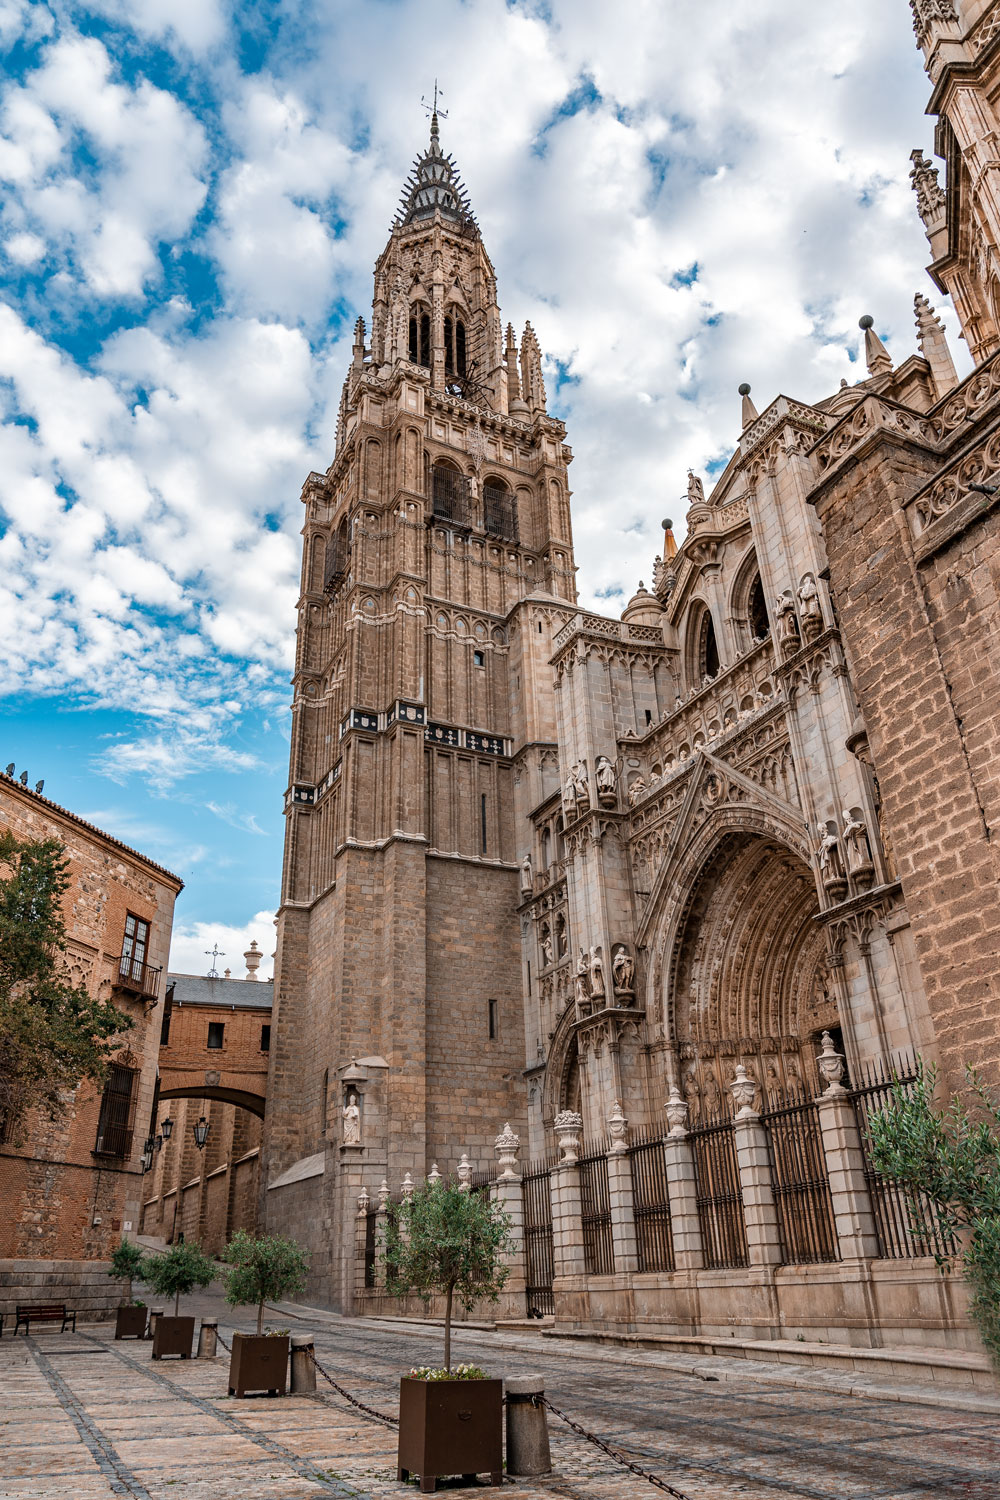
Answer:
[114,952,162,1001]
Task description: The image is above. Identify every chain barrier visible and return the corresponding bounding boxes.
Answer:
[306,1350,399,1430]
[536,1394,693,1499]
[215,1329,231,1352]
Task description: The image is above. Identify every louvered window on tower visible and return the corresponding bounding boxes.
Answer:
[431,464,472,526]
[409,312,431,367]
[444,316,467,377]
[483,479,518,543]
[323,523,349,593]
[94,1063,138,1157]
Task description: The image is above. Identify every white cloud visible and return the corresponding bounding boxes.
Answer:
[168,908,277,979]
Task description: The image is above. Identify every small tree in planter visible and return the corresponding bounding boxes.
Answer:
[143,1241,216,1358]
[868,1063,1000,1373]
[382,1178,513,1489]
[222,1230,309,1397]
[108,1239,148,1338]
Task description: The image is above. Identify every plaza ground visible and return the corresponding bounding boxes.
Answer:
[1,1285,998,1500]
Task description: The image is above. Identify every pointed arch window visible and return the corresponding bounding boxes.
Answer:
[409,311,431,367]
[444,315,467,377]
[701,614,720,679]
[483,477,518,543]
[749,572,769,640]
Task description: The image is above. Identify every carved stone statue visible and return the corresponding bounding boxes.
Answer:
[540,925,553,968]
[816,822,845,885]
[571,760,590,812]
[342,1092,361,1145]
[627,775,646,807]
[775,590,800,656]
[797,573,823,642]
[563,772,578,819]
[589,944,605,999]
[841,807,872,872]
[595,755,617,806]
[611,945,634,995]
[555,913,567,957]
[520,853,533,896]
[574,948,591,1014]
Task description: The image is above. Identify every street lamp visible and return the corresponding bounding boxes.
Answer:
[141,1136,155,1173]
[160,1116,173,1141]
[154,1133,163,1152]
[193,1115,210,1151]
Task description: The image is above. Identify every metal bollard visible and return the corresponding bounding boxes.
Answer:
[197,1319,218,1359]
[147,1308,164,1342]
[290,1334,317,1393]
[505,1374,551,1476]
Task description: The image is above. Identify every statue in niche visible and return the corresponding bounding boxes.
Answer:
[563,771,578,819]
[574,948,591,1014]
[627,775,646,807]
[540,924,553,968]
[816,822,845,884]
[797,573,823,641]
[703,1069,722,1118]
[555,913,568,958]
[342,1093,361,1145]
[775,591,800,655]
[520,853,533,896]
[595,755,617,806]
[612,945,635,995]
[682,1062,702,1121]
[589,944,605,999]
[841,807,873,872]
[571,761,590,812]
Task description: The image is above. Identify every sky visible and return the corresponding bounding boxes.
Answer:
[0,0,963,977]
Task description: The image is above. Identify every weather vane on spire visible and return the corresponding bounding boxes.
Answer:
[421,81,447,122]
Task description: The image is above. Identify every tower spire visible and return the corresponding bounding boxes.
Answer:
[396,99,478,235]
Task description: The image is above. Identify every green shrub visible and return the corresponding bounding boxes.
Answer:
[223,1231,308,1335]
[143,1241,216,1316]
[108,1238,146,1305]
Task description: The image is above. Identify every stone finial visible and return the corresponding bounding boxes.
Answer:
[817,1031,847,1095]
[664,1085,689,1138]
[553,1109,583,1164]
[357,1187,370,1215]
[608,1100,628,1153]
[738,383,759,428]
[457,1152,472,1191]
[495,1122,521,1179]
[244,939,261,980]
[428,1162,442,1184]
[731,1064,759,1120]
[378,1178,390,1211]
[859,316,893,378]
[662,517,678,560]
[909,149,946,228]
[401,1171,414,1199]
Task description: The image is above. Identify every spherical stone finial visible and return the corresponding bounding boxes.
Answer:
[662,517,673,532]
[859,314,874,330]
[738,382,751,396]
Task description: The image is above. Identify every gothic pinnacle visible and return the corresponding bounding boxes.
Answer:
[859,315,893,378]
[913,292,958,397]
[738,383,759,428]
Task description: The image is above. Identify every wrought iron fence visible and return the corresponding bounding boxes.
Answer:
[431,465,473,527]
[323,531,348,593]
[469,1166,498,1197]
[115,951,161,1000]
[363,1208,378,1288]
[522,1165,555,1316]
[482,482,519,543]
[627,1132,675,1273]
[578,1147,614,1276]
[689,1113,749,1269]
[760,1093,839,1264]
[850,1064,956,1260]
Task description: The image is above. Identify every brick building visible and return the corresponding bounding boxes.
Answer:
[0,768,182,1321]
[264,0,1000,1354]
[141,962,272,1256]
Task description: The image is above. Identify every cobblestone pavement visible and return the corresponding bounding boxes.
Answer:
[2,1288,998,1500]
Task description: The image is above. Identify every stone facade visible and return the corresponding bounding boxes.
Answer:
[269,10,1000,1352]
[0,769,182,1288]
[141,969,271,1255]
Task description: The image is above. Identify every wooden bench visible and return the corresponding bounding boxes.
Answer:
[14,1303,77,1336]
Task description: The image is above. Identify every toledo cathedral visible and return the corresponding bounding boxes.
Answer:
[261,0,1000,1353]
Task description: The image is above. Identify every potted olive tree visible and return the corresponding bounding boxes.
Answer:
[383,1177,512,1491]
[222,1230,308,1397]
[109,1238,148,1339]
[143,1241,216,1358]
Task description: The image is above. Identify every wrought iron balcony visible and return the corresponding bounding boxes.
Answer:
[114,952,162,1001]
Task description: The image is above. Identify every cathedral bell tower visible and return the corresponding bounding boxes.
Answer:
[262,114,576,1311]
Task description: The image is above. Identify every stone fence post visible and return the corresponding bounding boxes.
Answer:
[814,1033,880,1260]
[493,1125,526,1303]
[606,1102,638,1274]
[661,1087,704,1270]
[550,1111,585,1279]
[730,1066,783,1267]
[354,1187,370,1305]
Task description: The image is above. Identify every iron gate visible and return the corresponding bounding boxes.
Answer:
[578,1148,614,1275]
[627,1133,675,1273]
[761,1094,839,1264]
[522,1166,554,1316]
[690,1115,749,1269]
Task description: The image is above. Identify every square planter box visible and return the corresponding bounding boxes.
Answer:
[228,1333,289,1397]
[115,1305,147,1340]
[151,1316,195,1359]
[397,1377,502,1491]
